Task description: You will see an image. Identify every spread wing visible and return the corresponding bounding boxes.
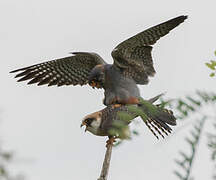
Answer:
[111,15,187,84]
[10,52,106,86]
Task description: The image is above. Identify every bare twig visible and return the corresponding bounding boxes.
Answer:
[97,141,113,180]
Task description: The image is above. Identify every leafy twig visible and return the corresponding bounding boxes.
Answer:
[174,116,206,180]
[205,50,216,77]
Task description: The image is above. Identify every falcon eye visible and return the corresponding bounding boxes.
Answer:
[85,118,95,126]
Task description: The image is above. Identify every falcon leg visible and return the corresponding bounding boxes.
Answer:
[122,96,140,105]
[113,96,140,105]
[106,136,116,148]
[111,104,122,109]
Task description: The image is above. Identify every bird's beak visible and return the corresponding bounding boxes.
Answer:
[80,122,87,132]
[80,121,86,128]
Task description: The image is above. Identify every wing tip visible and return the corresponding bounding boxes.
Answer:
[10,69,20,73]
[179,15,188,20]
[173,15,188,24]
[70,51,95,54]
[183,15,188,19]
[180,15,188,22]
[10,66,31,73]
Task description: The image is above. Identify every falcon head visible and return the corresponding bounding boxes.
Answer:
[81,108,131,139]
[81,111,106,136]
[88,65,105,89]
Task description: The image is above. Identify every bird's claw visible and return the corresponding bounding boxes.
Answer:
[111,104,122,109]
[106,137,116,147]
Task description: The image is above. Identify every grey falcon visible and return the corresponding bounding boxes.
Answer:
[10,15,187,106]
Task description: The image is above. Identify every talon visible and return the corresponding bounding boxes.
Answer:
[111,104,122,109]
[106,137,116,147]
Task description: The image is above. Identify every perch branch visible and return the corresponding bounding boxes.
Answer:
[97,140,113,180]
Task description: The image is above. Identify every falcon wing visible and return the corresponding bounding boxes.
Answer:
[111,15,187,84]
[100,105,134,133]
[10,52,106,86]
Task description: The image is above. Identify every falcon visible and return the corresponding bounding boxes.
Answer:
[81,95,176,144]
[10,16,187,105]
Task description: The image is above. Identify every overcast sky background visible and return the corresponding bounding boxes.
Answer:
[1,0,216,179]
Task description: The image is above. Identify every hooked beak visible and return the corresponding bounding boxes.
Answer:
[89,81,102,89]
[80,122,87,132]
[89,81,96,88]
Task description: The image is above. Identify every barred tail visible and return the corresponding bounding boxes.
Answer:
[139,97,176,139]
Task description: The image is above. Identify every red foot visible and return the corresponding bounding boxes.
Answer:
[106,137,116,147]
[111,104,122,109]
[109,96,139,105]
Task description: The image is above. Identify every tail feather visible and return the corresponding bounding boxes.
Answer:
[147,93,165,103]
[138,97,176,138]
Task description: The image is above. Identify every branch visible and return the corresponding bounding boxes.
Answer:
[97,141,113,180]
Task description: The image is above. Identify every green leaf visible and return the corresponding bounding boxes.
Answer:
[127,105,143,116]
[210,72,215,77]
[112,120,127,128]
[185,137,194,146]
[212,151,216,160]
[190,130,199,140]
[214,50,216,56]
[173,171,184,180]
[117,111,133,122]
[206,62,215,70]
[196,91,212,102]
[0,167,6,175]
[186,96,201,106]
[179,151,190,160]
[1,152,12,161]
[114,140,122,147]
[108,128,119,136]
[211,60,216,66]
[140,112,149,123]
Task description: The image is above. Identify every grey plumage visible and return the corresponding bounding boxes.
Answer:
[10,16,187,105]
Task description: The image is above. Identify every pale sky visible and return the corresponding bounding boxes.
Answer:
[1,0,216,179]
